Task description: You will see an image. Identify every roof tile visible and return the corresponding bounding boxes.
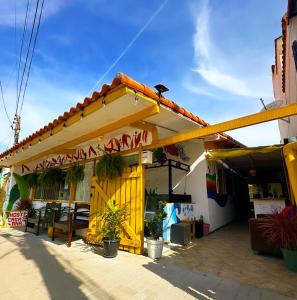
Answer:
[0,72,243,160]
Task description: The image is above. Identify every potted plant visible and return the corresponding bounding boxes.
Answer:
[100,200,127,258]
[96,154,124,180]
[38,167,65,199]
[259,206,297,272]
[65,164,85,185]
[145,201,167,259]
[38,167,65,187]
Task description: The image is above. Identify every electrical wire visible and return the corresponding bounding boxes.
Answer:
[0,81,12,125]
[16,0,40,116]
[16,0,31,106]
[19,0,45,115]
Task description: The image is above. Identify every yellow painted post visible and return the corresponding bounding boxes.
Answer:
[283,143,297,205]
[69,183,77,204]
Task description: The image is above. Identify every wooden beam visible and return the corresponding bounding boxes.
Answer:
[15,104,160,167]
[52,149,77,155]
[130,121,158,142]
[143,103,297,150]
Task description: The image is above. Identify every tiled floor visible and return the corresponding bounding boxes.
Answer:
[162,223,297,298]
[0,225,295,300]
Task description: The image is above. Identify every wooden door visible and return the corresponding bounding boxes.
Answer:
[86,165,145,254]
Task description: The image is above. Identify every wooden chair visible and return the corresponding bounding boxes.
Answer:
[25,202,62,236]
[52,203,90,247]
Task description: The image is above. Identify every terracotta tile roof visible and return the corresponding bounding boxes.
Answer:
[0,73,244,160]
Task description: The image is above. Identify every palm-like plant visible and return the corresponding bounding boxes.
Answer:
[258,206,297,250]
[100,201,127,241]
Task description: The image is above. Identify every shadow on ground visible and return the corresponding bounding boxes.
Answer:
[2,231,112,299]
[142,224,297,299]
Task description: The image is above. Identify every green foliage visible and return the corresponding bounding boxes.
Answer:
[100,201,127,241]
[96,154,124,180]
[145,201,167,240]
[38,168,65,187]
[6,184,20,211]
[24,172,39,188]
[65,164,85,185]
[13,173,30,200]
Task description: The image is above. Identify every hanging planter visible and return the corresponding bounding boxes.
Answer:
[65,164,85,185]
[96,154,124,180]
[38,168,65,187]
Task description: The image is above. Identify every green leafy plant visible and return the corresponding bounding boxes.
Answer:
[13,173,30,200]
[65,164,85,185]
[38,168,65,187]
[25,172,39,188]
[96,154,124,180]
[100,201,127,241]
[145,201,167,240]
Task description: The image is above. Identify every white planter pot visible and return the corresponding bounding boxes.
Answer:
[147,237,164,259]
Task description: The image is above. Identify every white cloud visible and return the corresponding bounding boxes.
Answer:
[188,0,272,98]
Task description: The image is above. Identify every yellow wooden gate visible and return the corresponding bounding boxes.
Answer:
[86,165,145,254]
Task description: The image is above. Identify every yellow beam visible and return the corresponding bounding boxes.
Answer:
[143,103,297,150]
[52,149,77,155]
[130,121,158,142]
[17,86,130,154]
[15,104,160,167]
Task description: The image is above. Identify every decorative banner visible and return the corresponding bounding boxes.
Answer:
[21,129,152,173]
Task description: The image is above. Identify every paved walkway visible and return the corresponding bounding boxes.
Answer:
[0,227,295,300]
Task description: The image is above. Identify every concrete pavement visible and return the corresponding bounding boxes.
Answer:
[0,228,295,300]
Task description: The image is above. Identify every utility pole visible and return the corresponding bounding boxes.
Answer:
[13,115,21,145]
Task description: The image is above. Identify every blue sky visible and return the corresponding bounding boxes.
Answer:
[0,0,287,152]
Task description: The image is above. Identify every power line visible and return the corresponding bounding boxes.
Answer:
[89,0,169,93]
[15,0,40,116]
[0,81,12,125]
[19,0,45,115]
[16,0,31,106]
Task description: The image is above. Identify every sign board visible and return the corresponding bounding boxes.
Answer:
[0,210,28,228]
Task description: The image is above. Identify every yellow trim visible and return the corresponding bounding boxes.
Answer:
[143,103,297,150]
[207,146,283,160]
[14,104,160,167]
[52,149,77,155]
[4,86,128,160]
[283,142,297,205]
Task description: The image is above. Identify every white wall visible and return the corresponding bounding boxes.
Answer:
[276,16,297,141]
[208,193,235,232]
[206,161,237,232]
[145,140,211,225]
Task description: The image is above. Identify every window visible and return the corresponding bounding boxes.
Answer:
[292,40,297,71]
[289,0,297,18]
